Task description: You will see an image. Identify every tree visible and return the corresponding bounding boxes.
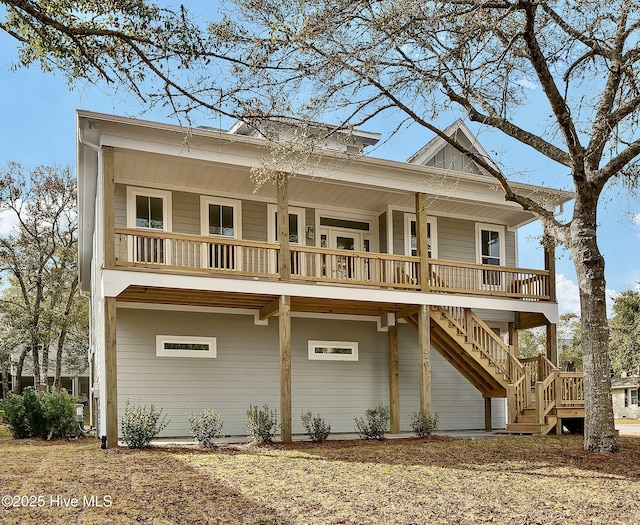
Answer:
[609,289,640,376]
[0,163,85,393]
[517,327,545,359]
[4,0,639,452]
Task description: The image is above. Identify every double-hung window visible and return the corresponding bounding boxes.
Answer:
[126,187,172,264]
[404,215,438,258]
[476,223,505,287]
[200,196,242,270]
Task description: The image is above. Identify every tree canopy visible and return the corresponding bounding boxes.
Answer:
[609,289,640,376]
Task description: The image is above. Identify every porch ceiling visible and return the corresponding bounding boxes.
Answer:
[116,285,413,317]
[113,149,537,227]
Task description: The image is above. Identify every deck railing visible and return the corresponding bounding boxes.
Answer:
[113,228,551,300]
[557,372,585,408]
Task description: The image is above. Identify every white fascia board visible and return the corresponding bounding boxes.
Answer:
[101,269,558,323]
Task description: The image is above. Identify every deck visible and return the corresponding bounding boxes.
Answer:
[113,228,552,301]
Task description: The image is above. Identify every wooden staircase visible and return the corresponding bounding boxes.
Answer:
[403,305,584,435]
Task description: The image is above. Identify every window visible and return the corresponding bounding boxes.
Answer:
[126,187,172,231]
[631,389,639,406]
[200,197,242,270]
[126,187,172,264]
[201,196,241,238]
[404,215,438,258]
[476,223,505,266]
[308,340,358,361]
[156,335,217,358]
[267,205,306,244]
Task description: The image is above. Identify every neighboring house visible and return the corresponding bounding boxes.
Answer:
[76,111,584,447]
[611,377,640,419]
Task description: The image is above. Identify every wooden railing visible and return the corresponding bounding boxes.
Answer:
[112,228,551,300]
[429,260,550,300]
[557,372,585,408]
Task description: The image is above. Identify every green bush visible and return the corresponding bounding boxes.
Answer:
[410,411,439,438]
[245,404,279,443]
[0,388,78,439]
[188,409,224,448]
[354,403,390,440]
[301,411,331,443]
[121,399,170,448]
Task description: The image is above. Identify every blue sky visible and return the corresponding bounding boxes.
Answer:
[1,28,639,316]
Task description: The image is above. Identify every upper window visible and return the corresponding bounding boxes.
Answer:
[404,215,438,258]
[267,205,306,244]
[630,388,639,406]
[308,340,358,361]
[475,223,505,266]
[200,196,242,238]
[126,187,172,231]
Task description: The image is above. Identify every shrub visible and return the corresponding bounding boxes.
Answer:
[354,403,390,440]
[245,404,279,443]
[301,411,331,443]
[188,409,224,448]
[0,388,78,440]
[40,390,78,439]
[410,411,439,438]
[121,399,170,448]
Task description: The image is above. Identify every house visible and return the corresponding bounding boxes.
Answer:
[611,376,640,419]
[76,111,585,447]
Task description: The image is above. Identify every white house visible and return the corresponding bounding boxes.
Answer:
[76,111,584,447]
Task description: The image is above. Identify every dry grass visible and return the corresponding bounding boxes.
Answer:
[1,426,640,525]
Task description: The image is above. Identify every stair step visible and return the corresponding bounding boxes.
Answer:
[506,422,545,433]
[516,414,538,423]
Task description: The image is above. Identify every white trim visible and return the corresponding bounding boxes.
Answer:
[475,222,506,266]
[156,335,217,358]
[308,340,358,361]
[403,213,438,258]
[385,206,394,254]
[200,196,242,238]
[267,204,306,244]
[126,186,172,231]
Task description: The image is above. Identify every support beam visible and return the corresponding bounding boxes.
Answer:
[388,320,400,434]
[279,295,292,442]
[277,175,290,281]
[546,323,558,366]
[258,298,280,321]
[105,297,118,449]
[103,146,115,268]
[484,398,492,432]
[418,304,432,416]
[415,193,430,292]
[395,305,419,320]
[508,322,518,356]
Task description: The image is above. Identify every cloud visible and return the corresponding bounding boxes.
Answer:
[0,207,19,236]
[516,78,537,90]
[556,273,617,317]
[633,214,640,236]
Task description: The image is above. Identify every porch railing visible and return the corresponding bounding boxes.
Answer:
[113,228,551,300]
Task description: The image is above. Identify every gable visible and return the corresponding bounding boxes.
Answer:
[407,120,499,176]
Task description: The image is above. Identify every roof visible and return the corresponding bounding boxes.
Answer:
[611,377,640,389]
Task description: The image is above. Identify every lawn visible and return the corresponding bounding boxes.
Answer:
[1,425,639,525]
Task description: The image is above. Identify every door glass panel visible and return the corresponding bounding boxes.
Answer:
[336,236,355,251]
[274,212,300,243]
[410,220,432,257]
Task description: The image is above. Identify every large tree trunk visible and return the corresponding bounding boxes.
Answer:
[31,342,43,393]
[40,339,50,392]
[572,196,618,452]
[1,361,9,398]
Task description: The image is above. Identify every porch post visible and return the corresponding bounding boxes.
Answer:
[105,297,118,449]
[279,295,292,442]
[277,174,291,281]
[544,236,557,302]
[415,193,430,292]
[388,317,400,434]
[546,322,558,366]
[484,398,492,432]
[418,304,432,416]
[103,146,115,268]
[508,322,518,356]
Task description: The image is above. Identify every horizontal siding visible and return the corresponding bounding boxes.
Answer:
[438,217,475,263]
[114,184,126,228]
[392,210,404,255]
[115,310,504,438]
[173,191,199,235]
[242,200,267,241]
[378,212,387,253]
